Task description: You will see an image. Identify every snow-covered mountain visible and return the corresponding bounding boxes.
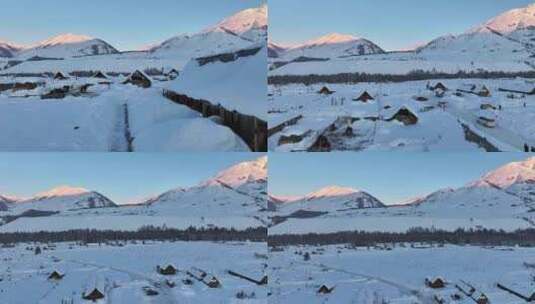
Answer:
[276,185,385,216]
[16,34,119,59]
[145,157,267,216]
[205,4,267,43]
[268,42,288,58]
[418,3,535,61]
[275,33,385,61]
[150,5,267,64]
[480,2,535,47]
[0,195,18,211]
[476,157,535,188]
[0,41,23,58]
[409,157,535,218]
[10,186,117,213]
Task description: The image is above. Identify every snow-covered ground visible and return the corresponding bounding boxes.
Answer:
[268,78,535,151]
[269,244,535,304]
[0,241,267,304]
[0,76,248,151]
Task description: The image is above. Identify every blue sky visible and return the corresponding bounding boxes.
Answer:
[1,0,264,51]
[269,153,533,204]
[270,0,535,50]
[0,153,263,204]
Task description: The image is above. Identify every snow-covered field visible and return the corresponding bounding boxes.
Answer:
[269,244,535,304]
[268,78,535,151]
[0,76,248,151]
[0,241,267,304]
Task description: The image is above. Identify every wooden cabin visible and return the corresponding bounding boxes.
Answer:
[83,288,105,302]
[48,271,64,280]
[206,276,221,288]
[478,85,491,97]
[477,110,496,128]
[386,106,419,125]
[480,103,497,110]
[354,91,374,102]
[167,68,179,79]
[317,285,335,294]
[318,86,334,95]
[93,71,108,79]
[157,264,177,275]
[123,70,152,88]
[476,294,489,304]
[429,82,447,91]
[425,277,445,289]
[53,72,68,80]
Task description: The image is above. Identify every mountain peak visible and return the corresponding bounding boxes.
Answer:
[35,185,90,198]
[207,4,267,35]
[303,33,361,46]
[203,156,267,188]
[37,33,94,47]
[306,185,359,199]
[478,2,535,33]
[474,157,535,188]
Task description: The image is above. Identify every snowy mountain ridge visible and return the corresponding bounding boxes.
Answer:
[205,4,267,42]
[479,3,535,33]
[471,157,535,189]
[203,156,267,188]
[275,32,385,61]
[150,4,267,62]
[16,33,119,59]
[34,185,90,199]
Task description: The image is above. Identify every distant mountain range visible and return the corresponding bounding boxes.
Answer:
[0,157,267,231]
[269,3,535,74]
[270,157,535,233]
[0,4,267,64]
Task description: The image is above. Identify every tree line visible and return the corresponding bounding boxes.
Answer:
[268,69,535,86]
[268,227,535,247]
[0,225,267,244]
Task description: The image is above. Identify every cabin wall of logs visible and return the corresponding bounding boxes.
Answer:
[162,89,267,152]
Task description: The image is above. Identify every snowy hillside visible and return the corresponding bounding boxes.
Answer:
[277,33,385,61]
[0,195,17,211]
[480,2,535,46]
[0,41,23,58]
[16,34,119,59]
[148,31,252,65]
[8,186,117,213]
[149,4,267,65]
[146,156,267,216]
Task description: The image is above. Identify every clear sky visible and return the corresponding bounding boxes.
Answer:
[269,153,533,205]
[0,153,264,204]
[1,0,264,51]
[270,0,535,50]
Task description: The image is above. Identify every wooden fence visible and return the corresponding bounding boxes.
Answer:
[163,89,267,152]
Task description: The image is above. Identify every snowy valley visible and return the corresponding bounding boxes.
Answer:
[268,3,535,152]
